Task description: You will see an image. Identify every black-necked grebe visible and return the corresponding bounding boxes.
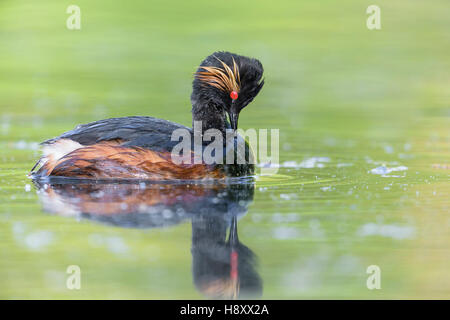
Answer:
[31,51,264,180]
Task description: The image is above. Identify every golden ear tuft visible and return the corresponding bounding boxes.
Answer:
[199,278,240,300]
[196,57,240,93]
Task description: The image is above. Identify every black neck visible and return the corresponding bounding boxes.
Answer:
[191,101,230,135]
[190,99,255,178]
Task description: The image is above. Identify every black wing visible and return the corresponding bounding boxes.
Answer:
[42,116,192,152]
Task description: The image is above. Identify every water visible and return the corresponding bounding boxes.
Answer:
[1,0,449,299]
[1,131,448,299]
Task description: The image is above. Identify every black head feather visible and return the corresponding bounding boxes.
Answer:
[192,51,264,130]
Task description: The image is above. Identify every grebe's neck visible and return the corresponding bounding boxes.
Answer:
[191,100,230,135]
[191,98,255,177]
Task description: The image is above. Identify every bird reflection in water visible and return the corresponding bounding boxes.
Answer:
[33,179,262,299]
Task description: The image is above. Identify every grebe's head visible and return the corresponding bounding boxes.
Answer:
[192,51,264,131]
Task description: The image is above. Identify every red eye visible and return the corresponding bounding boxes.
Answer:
[230,91,238,100]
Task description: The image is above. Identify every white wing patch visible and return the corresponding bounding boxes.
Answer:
[42,139,84,162]
[31,139,85,173]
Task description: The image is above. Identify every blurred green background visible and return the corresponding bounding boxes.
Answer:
[0,0,449,299]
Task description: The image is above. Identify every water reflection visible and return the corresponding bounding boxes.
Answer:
[33,179,262,299]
